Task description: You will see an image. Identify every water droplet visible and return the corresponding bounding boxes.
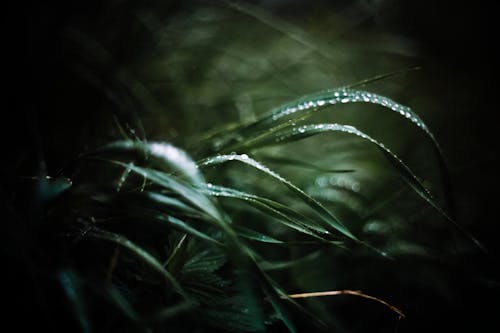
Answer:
[317,100,325,106]
[341,98,350,103]
[116,163,132,192]
[240,154,249,160]
[351,182,360,192]
[315,176,328,187]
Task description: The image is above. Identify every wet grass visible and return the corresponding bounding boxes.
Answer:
[4,1,500,332]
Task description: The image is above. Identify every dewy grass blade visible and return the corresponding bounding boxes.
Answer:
[211,88,454,216]
[200,184,333,240]
[243,89,430,141]
[93,140,205,185]
[109,161,226,226]
[258,154,355,173]
[198,155,357,241]
[234,225,284,244]
[247,123,484,251]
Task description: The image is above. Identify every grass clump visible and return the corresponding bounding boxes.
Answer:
[4,1,497,333]
[11,84,476,333]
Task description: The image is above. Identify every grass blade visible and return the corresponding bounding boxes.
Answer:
[205,88,454,216]
[108,161,226,226]
[242,123,484,251]
[234,225,284,244]
[200,184,333,240]
[58,270,91,333]
[93,140,204,185]
[199,155,357,241]
[88,227,188,300]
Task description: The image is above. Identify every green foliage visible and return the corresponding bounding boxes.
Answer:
[28,81,480,332]
[6,1,498,333]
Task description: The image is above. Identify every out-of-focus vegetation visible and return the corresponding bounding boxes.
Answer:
[4,1,500,332]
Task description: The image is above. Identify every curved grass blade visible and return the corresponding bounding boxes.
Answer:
[135,191,206,219]
[92,140,204,185]
[285,290,405,318]
[258,250,322,271]
[90,189,205,221]
[200,184,333,240]
[103,213,222,246]
[58,270,91,333]
[260,278,297,333]
[208,88,454,216]
[108,161,226,226]
[245,123,484,251]
[243,87,454,214]
[87,187,223,245]
[258,154,355,173]
[235,225,284,244]
[105,286,141,323]
[198,155,357,241]
[259,268,328,331]
[343,66,422,89]
[239,89,430,143]
[88,227,189,300]
[146,301,195,323]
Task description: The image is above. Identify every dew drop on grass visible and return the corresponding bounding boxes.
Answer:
[315,176,328,187]
[116,163,132,192]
